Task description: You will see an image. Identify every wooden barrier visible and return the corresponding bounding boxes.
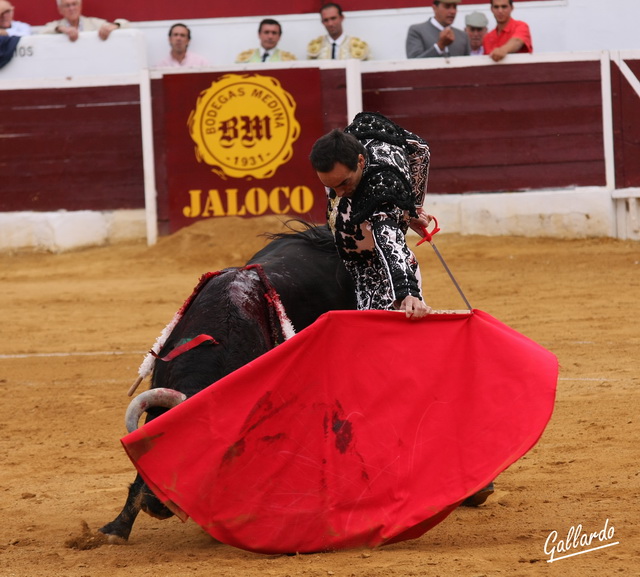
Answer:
[362,59,606,194]
[1,33,639,247]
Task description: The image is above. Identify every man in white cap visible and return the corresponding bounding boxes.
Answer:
[465,11,488,55]
[406,0,470,58]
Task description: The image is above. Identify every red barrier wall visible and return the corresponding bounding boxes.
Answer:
[362,61,606,194]
[2,56,638,238]
[0,85,143,212]
[612,59,640,189]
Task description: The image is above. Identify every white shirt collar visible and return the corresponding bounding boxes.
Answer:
[430,17,446,32]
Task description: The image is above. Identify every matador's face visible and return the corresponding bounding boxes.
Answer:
[316,155,365,198]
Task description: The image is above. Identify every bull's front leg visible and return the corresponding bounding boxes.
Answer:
[98,474,146,542]
[100,473,175,542]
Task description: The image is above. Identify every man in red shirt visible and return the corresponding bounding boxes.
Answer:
[483,0,532,62]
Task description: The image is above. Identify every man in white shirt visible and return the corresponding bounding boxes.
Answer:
[156,23,210,68]
[0,1,31,37]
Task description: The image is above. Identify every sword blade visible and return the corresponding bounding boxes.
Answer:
[429,241,473,311]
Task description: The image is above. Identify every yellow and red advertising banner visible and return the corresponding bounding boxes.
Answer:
[161,68,326,233]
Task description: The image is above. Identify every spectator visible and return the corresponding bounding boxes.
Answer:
[40,0,129,42]
[236,18,296,63]
[156,23,209,68]
[0,1,31,36]
[465,11,488,55]
[406,0,470,58]
[307,3,369,60]
[483,0,532,62]
[0,35,18,69]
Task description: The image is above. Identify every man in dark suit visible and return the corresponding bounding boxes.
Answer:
[406,0,470,58]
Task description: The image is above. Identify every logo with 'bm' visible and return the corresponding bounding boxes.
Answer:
[188,74,300,180]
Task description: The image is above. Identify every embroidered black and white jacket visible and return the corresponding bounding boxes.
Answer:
[326,112,431,310]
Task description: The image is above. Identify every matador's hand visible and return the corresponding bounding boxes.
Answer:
[409,208,434,237]
[398,295,431,319]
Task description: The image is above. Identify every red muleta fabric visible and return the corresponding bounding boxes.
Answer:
[121,309,558,554]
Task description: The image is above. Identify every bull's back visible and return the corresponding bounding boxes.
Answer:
[247,227,356,331]
[151,269,274,399]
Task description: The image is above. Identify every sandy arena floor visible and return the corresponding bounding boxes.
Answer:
[0,216,638,576]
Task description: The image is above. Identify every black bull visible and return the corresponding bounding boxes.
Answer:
[99,223,356,541]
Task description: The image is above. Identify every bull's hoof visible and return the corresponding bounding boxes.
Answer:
[461,482,495,507]
[66,521,115,550]
[104,533,128,545]
[98,521,132,542]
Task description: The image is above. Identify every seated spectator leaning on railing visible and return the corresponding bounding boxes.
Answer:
[0,0,21,68]
[406,0,470,58]
[0,1,31,36]
[40,0,128,42]
[483,0,532,62]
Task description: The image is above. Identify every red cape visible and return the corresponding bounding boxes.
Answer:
[122,310,557,553]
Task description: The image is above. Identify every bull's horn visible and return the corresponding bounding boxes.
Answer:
[125,388,187,433]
